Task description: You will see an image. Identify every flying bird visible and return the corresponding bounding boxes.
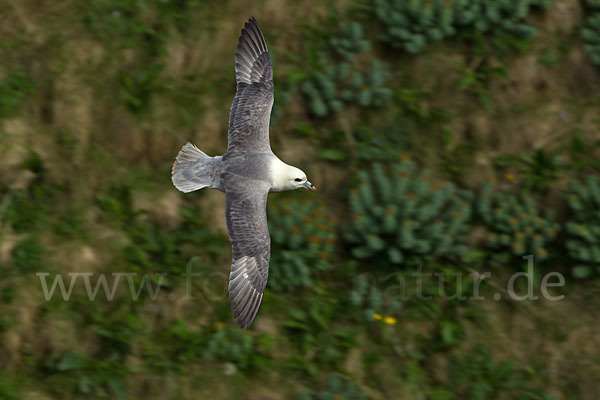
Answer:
[172,17,316,329]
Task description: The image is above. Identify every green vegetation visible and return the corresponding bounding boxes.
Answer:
[96,184,225,284]
[345,160,473,265]
[268,198,336,292]
[11,237,44,273]
[0,72,35,121]
[298,373,367,400]
[0,0,599,399]
[349,273,402,321]
[374,0,551,53]
[477,182,559,262]
[582,13,600,65]
[300,61,393,117]
[432,344,558,400]
[329,22,371,62]
[566,175,600,278]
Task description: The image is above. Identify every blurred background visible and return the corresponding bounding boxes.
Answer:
[1,0,600,399]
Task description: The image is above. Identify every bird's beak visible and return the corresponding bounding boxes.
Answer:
[303,181,316,192]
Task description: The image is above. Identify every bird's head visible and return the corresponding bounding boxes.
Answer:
[278,165,315,192]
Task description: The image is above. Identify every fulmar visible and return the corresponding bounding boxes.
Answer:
[172,17,316,329]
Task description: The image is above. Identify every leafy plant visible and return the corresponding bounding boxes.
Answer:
[439,344,559,400]
[329,21,371,61]
[0,71,35,120]
[118,63,165,115]
[495,149,564,192]
[477,182,559,262]
[342,60,394,108]
[82,0,194,115]
[284,299,356,376]
[298,373,367,400]
[349,273,403,321]
[201,324,257,369]
[44,351,128,399]
[0,377,18,400]
[268,198,336,292]
[565,175,600,278]
[97,185,225,285]
[582,12,600,65]
[301,64,348,116]
[374,0,551,53]
[345,159,473,266]
[300,61,393,117]
[458,61,507,110]
[11,237,44,273]
[353,124,409,161]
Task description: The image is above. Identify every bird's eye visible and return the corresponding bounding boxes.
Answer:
[294,178,302,182]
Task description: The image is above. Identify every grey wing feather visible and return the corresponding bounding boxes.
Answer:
[225,175,271,329]
[225,17,274,157]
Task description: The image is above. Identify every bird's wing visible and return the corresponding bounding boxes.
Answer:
[224,174,271,328]
[225,17,274,157]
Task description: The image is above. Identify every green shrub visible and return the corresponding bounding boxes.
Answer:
[284,302,356,376]
[345,159,473,266]
[585,0,600,11]
[83,0,195,115]
[96,185,226,285]
[44,350,128,399]
[442,344,558,400]
[300,61,393,117]
[2,185,59,233]
[0,71,35,119]
[374,0,551,53]
[0,316,12,333]
[349,273,402,321]
[201,324,256,369]
[565,175,600,278]
[268,198,336,292]
[582,13,600,65]
[11,237,44,273]
[341,60,394,108]
[477,182,559,262]
[297,373,367,400]
[161,319,265,372]
[0,378,18,400]
[329,21,371,61]
[301,64,348,116]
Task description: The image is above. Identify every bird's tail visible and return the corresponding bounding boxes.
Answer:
[172,143,222,193]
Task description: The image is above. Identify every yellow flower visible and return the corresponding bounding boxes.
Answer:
[384,316,397,325]
[214,321,225,329]
[372,313,383,320]
[505,173,515,181]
